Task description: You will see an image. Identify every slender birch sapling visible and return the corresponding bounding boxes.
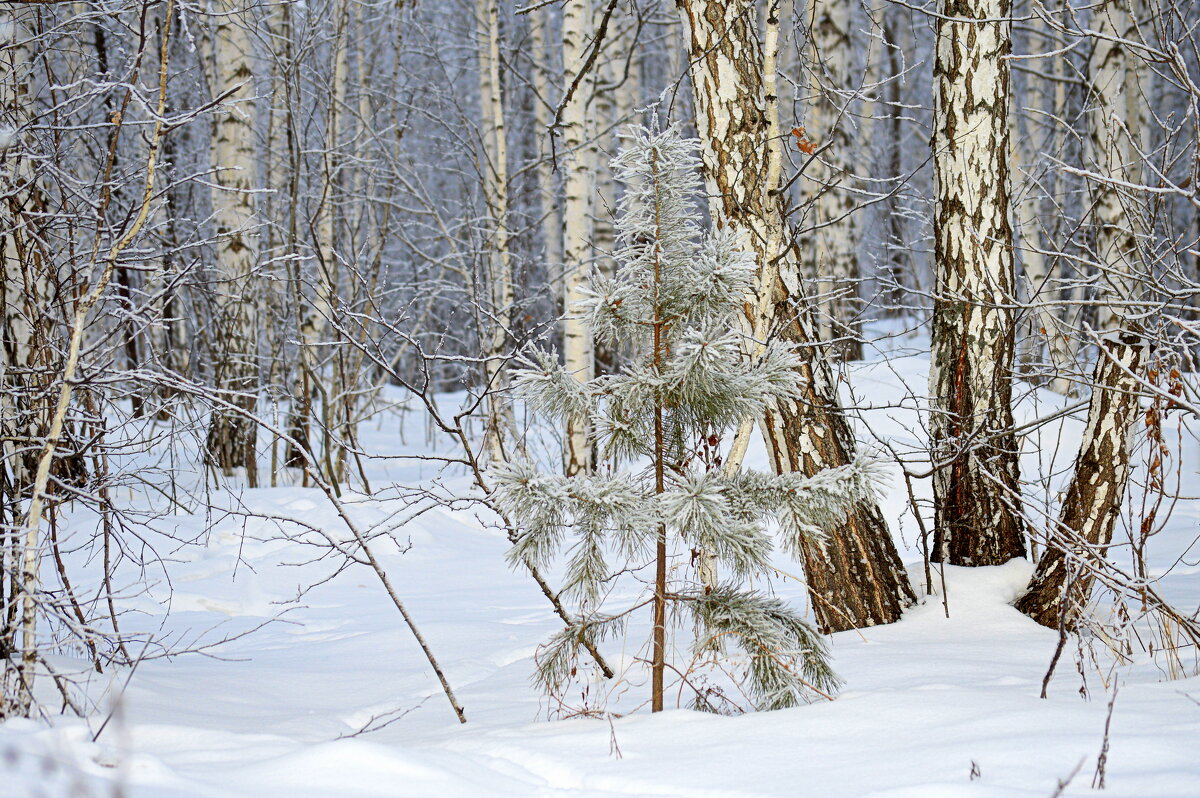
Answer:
[490,124,885,712]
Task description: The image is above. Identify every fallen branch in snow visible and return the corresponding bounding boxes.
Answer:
[1048,758,1086,798]
[339,320,616,679]
[336,696,429,739]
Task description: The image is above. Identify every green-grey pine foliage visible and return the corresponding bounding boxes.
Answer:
[490,123,886,711]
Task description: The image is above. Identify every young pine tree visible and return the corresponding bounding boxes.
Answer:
[490,123,885,712]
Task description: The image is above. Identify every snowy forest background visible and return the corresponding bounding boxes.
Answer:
[2,0,1200,794]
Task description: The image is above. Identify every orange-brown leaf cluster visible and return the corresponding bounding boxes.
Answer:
[791,126,816,155]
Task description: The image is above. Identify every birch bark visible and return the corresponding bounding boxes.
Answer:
[806,0,862,359]
[561,0,595,475]
[1014,0,1150,626]
[207,0,261,484]
[476,0,516,462]
[0,9,43,499]
[0,7,42,713]
[1015,333,1144,627]
[1086,0,1145,335]
[287,0,347,484]
[529,11,562,301]
[677,0,915,632]
[928,0,1027,566]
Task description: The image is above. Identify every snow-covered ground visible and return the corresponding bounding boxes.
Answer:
[4,340,1200,797]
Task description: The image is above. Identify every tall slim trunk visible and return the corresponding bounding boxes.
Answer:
[271,1,314,478]
[93,23,147,416]
[1047,0,1083,362]
[323,1,351,484]
[677,0,915,632]
[880,12,911,313]
[0,8,42,495]
[1012,12,1073,395]
[529,11,562,302]
[308,0,348,484]
[341,1,381,463]
[476,0,516,462]
[1015,333,1144,627]
[259,2,288,481]
[591,22,617,286]
[560,0,594,476]
[928,0,1026,566]
[1015,0,1149,627]
[590,16,633,375]
[159,49,191,408]
[651,195,666,711]
[0,7,43,715]
[807,0,862,359]
[207,0,260,485]
[1086,0,1145,335]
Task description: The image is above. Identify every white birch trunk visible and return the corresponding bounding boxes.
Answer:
[207,0,261,483]
[807,0,862,359]
[928,0,1027,566]
[529,11,562,305]
[0,7,42,716]
[476,0,515,463]
[1015,3,1152,625]
[560,0,595,476]
[1016,332,1145,627]
[0,9,41,492]
[678,0,915,632]
[313,0,348,482]
[875,9,913,312]
[1087,0,1146,335]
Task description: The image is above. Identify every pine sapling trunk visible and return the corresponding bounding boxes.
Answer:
[650,147,667,714]
[494,123,856,713]
[652,405,666,712]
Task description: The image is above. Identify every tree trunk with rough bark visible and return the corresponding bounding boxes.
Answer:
[207,0,261,485]
[0,9,44,497]
[1015,332,1144,627]
[677,0,915,632]
[0,7,43,715]
[1015,0,1150,627]
[879,11,912,315]
[929,0,1026,566]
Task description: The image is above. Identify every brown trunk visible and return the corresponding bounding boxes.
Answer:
[929,0,1026,566]
[1016,333,1144,627]
[651,148,666,712]
[677,0,915,633]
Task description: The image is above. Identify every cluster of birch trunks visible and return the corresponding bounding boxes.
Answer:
[2,0,1198,717]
